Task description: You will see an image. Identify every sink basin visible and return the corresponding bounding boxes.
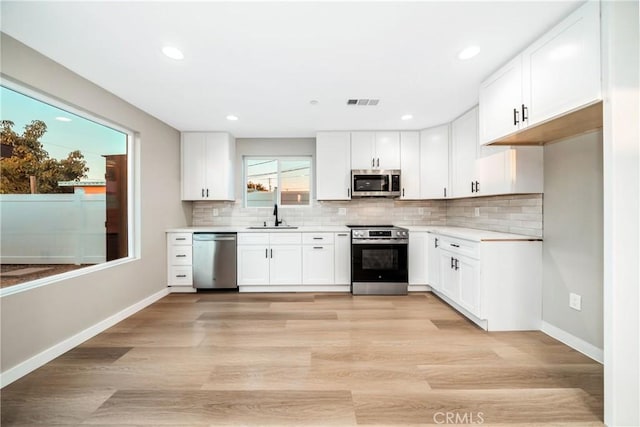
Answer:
[246,226,299,230]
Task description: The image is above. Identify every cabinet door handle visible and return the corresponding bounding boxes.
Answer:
[270,249,273,258]
[206,188,209,197]
[513,108,520,126]
[265,248,268,258]
[475,181,480,193]
[444,187,447,198]
[451,257,455,269]
[376,158,380,168]
[471,181,475,193]
[522,104,528,121]
[455,258,460,270]
[201,188,205,197]
[347,188,350,197]
[402,188,405,197]
[450,243,460,248]
[434,238,439,248]
[371,158,375,167]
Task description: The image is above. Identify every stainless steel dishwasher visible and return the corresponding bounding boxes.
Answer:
[192,233,237,289]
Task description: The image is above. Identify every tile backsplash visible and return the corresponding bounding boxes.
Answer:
[192,194,543,237]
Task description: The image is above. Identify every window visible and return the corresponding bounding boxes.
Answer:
[0,84,132,290]
[245,157,311,207]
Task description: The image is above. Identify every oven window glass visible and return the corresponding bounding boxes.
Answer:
[362,249,398,270]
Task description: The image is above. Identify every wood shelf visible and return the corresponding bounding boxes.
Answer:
[487,101,603,146]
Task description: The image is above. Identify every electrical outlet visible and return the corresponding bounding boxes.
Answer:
[212,208,219,217]
[569,293,582,311]
[338,208,347,216]
[474,207,480,217]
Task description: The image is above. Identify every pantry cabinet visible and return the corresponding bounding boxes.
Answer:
[479,1,601,145]
[181,132,235,201]
[419,124,450,199]
[316,132,351,200]
[351,131,400,170]
[400,131,421,199]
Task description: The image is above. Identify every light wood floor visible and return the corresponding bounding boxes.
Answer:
[1,292,603,426]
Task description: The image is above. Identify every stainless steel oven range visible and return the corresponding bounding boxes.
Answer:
[348,225,409,295]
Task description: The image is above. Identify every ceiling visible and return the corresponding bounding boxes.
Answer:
[1,1,583,138]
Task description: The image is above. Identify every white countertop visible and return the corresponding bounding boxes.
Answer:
[167,225,351,233]
[405,225,542,242]
[167,225,540,241]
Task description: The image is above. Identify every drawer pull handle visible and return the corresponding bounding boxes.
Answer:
[337,233,348,236]
[450,244,460,248]
[176,274,187,278]
[313,237,323,240]
[176,254,187,257]
[313,246,323,249]
[175,238,187,241]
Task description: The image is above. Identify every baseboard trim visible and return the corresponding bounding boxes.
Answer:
[0,287,169,388]
[408,285,431,292]
[541,321,604,363]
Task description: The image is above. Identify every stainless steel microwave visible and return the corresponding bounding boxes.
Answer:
[351,170,401,198]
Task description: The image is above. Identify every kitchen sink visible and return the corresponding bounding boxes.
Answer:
[246,226,299,230]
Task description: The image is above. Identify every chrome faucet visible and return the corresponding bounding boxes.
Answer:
[273,203,282,227]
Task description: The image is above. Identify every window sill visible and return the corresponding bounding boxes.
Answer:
[0,256,139,298]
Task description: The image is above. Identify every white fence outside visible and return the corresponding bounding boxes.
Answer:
[0,193,106,264]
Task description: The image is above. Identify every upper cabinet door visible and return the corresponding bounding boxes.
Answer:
[399,131,420,199]
[523,1,601,126]
[181,133,207,200]
[479,56,524,145]
[419,124,450,199]
[351,131,376,169]
[204,133,235,200]
[451,107,479,198]
[316,132,351,200]
[375,132,401,170]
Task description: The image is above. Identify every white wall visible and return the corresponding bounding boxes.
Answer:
[0,193,106,264]
[0,34,190,375]
[542,131,603,352]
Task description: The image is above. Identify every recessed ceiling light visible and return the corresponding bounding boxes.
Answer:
[401,114,413,121]
[55,116,72,122]
[162,46,184,60]
[309,100,319,105]
[226,115,238,121]
[458,45,480,60]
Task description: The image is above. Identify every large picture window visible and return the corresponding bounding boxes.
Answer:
[0,84,131,290]
[245,157,311,207]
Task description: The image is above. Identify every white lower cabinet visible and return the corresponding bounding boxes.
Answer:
[409,232,428,285]
[237,233,302,286]
[431,232,541,331]
[426,234,441,291]
[302,245,334,284]
[334,232,351,285]
[167,232,194,291]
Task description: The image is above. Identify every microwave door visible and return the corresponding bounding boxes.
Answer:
[354,175,389,192]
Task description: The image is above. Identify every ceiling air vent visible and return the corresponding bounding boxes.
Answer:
[347,99,380,106]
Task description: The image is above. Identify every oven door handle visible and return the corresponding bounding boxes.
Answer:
[352,239,409,245]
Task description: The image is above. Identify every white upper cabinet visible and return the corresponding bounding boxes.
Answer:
[181,132,235,201]
[479,1,601,145]
[479,56,524,144]
[316,132,351,200]
[399,131,421,199]
[351,131,400,170]
[522,0,601,126]
[419,124,450,199]
[451,107,479,198]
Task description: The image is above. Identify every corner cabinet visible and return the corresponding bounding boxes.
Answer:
[181,132,235,201]
[316,132,351,200]
[479,1,601,145]
[431,232,542,331]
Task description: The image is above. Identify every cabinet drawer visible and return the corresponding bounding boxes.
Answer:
[438,235,479,260]
[237,233,269,245]
[168,232,192,245]
[270,232,302,245]
[169,245,192,265]
[302,233,334,245]
[168,266,193,286]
